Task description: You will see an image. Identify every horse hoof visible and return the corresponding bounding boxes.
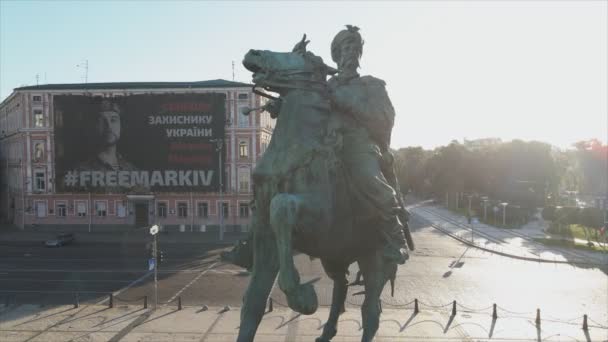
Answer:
[317,325,337,342]
[286,282,318,315]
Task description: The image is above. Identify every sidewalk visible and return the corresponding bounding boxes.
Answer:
[408,202,608,266]
[1,303,606,341]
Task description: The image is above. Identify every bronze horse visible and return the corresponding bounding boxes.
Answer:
[237,35,407,342]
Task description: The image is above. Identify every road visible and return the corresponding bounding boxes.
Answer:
[1,213,606,329]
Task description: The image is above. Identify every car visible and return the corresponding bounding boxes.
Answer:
[45,233,75,247]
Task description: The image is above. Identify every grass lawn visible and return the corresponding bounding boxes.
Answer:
[546,224,605,243]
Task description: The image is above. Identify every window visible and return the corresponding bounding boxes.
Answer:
[157,202,167,218]
[177,202,188,217]
[35,202,47,218]
[32,95,42,102]
[238,93,249,100]
[238,168,250,193]
[95,201,107,217]
[77,202,87,217]
[239,141,249,158]
[34,171,45,191]
[239,203,249,218]
[57,203,67,217]
[238,108,249,127]
[220,202,229,218]
[198,202,209,218]
[117,201,126,217]
[34,142,44,162]
[34,109,44,127]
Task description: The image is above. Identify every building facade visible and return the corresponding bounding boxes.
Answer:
[0,80,274,233]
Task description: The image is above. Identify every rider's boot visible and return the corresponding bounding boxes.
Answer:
[381,216,409,265]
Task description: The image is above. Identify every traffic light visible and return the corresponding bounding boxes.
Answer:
[159,250,165,265]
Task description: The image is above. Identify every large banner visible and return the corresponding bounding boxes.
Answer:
[54,94,226,193]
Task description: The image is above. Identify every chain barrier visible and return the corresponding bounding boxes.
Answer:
[544,314,585,324]
[496,304,535,316]
[113,295,147,303]
[588,317,608,329]
[415,300,454,309]
[379,299,416,308]
[455,302,493,313]
[1,290,605,331]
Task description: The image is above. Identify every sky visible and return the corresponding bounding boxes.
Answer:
[1,0,606,150]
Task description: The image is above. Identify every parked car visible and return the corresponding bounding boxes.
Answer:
[45,233,75,247]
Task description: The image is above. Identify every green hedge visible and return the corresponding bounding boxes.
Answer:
[542,206,606,228]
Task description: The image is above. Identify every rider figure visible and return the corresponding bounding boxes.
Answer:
[328,25,408,264]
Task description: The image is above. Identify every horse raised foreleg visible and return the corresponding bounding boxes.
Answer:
[270,193,318,315]
[359,252,387,342]
[317,260,348,342]
[237,231,279,342]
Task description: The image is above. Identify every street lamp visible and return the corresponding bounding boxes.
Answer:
[211,138,225,241]
[149,224,159,308]
[500,202,508,226]
[482,197,489,221]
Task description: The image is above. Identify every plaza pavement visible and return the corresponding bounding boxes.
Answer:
[1,202,607,341]
[1,302,606,342]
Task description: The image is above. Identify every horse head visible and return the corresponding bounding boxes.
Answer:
[243,34,337,95]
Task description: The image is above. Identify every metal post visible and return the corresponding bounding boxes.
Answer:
[109,293,113,308]
[492,303,497,320]
[144,296,148,309]
[452,300,457,316]
[178,296,182,310]
[88,192,92,233]
[535,308,541,327]
[468,195,472,214]
[153,234,158,308]
[502,205,507,226]
[582,314,588,331]
[414,298,419,314]
[74,293,79,308]
[268,298,273,312]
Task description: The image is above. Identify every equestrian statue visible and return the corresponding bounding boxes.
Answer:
[228,26,414,342]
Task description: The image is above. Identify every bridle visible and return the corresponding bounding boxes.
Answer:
[252,67,328,99]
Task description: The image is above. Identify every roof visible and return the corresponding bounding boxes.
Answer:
[15,79,252,91]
